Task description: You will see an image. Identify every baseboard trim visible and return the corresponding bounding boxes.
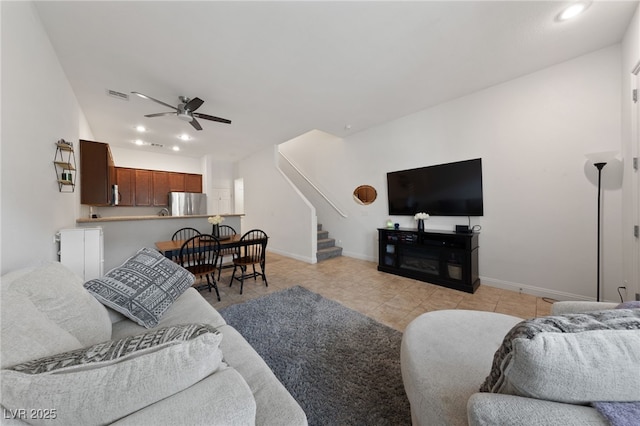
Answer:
[479,277,596,302]
[342,251,375,262]
[267,250,602,302]
[267,248,316,264]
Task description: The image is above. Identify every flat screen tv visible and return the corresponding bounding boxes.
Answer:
[387,158,484,216]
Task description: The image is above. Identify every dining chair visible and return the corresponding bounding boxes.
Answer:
[170,227,201,262]
[215,225,237,280]
[172,227,201,242]
[229,229,268,295]
[179,234,221,301]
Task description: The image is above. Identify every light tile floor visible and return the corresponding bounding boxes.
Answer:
[199,253,554,332]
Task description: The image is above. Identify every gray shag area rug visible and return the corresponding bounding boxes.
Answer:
[219,286,411,426]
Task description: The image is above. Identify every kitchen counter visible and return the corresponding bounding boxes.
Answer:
[76,214,244,271]
[76,213,243,223]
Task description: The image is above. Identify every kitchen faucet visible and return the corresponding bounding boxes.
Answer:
[158,208,170,216]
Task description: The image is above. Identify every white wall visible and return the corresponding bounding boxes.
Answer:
[239,146,316,263]
[1,2,94,274]
[248,45,624,302]
[110,145,202,173]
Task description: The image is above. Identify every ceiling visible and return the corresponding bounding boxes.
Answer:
[34,1,638,161]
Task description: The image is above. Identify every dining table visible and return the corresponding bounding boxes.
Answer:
[154,234,267,260]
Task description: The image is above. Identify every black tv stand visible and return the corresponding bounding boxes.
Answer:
[377,228,480,293]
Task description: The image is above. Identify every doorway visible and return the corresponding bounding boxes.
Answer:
[630,64,640,300]
[234,178,245,214]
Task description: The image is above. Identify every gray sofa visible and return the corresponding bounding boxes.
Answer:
[401,301,639,426]
[1,260,307,425]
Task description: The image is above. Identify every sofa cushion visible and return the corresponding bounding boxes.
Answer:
[467,393,608,426]
[402,310,522,426]
[111,368,257,426]
[84,247,195,328]
[111,287,227,340]
[0,266,37,288]
[480,309,640,404]
[0,290,83,369]
[1,323,224,425]
[6,262,111,346]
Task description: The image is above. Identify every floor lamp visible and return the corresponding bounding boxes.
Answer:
[593,161,606,302]
[586,151,616,302]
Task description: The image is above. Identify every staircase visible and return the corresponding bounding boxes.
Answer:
[317,224,343,262]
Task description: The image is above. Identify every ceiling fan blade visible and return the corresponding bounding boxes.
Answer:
[144,112,176,118]
[131,91,177,111]
[193,112,232,124]
[184,97,204,112]
[190,118,203,131]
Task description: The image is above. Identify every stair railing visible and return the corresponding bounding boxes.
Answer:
[278,150,348,218]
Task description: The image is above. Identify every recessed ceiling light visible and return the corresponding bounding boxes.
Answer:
[179,134,190,141]
[558,2,590,21]
[135,125,146,132]
[172,146,180,151]
[134,139,144,146]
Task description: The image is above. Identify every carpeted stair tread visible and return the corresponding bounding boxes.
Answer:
[317,237,336,250]
[317,230,329,240]
[316,223,342,262]
[317,246,342,261]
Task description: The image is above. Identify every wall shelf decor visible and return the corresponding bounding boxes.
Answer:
[53,139,76,192]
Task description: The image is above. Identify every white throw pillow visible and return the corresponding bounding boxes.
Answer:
[0,291,83,369]
[502,329,640,403]
[481,309,640,404]
[8,261,111,346]
[1,323,224,425]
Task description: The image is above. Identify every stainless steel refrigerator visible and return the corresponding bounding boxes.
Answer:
[168,192,207,216]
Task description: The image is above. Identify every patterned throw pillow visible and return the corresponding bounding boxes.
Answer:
[84,247,195,328]
[9,323,218,374]
[1,323,224,426]
[480,309,640,403]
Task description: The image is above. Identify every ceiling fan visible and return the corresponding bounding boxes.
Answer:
[131,91,231,130]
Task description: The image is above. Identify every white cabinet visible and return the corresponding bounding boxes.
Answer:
[57,227,104,281]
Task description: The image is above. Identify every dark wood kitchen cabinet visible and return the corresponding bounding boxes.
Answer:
[134,169,152,206]
[115,167,135,206]
[81,139,203,207]
[185,173,203,193]
[115,168,203,207]
[80,140,115,206]
[159,171,202,203]
[152,171,170,206]
[168,172,185,192]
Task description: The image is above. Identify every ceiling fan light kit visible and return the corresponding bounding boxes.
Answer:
[177,112,193,122]
[131,91,231,131]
